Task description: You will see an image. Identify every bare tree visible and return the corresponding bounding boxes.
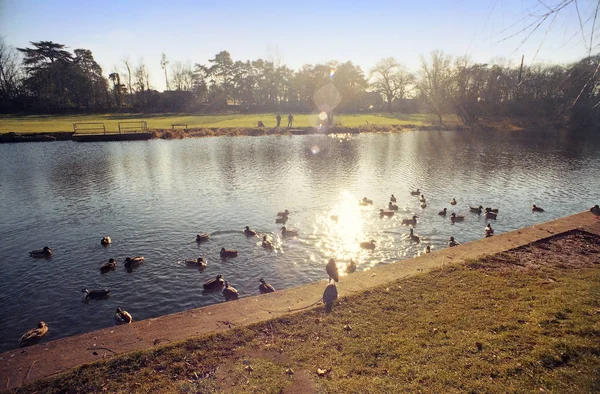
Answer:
[122,57,133,105]
[419,51,453,125]
[171,61,194,91]
[370,57,414,112]
[0,37,23,101]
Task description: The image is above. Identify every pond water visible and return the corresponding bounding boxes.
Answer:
[1,130,599,352]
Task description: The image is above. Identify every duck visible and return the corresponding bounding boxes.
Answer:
[262,235,274,249]
[330,215,339,222]
[203,274,225,290]
[114,308,133,324]
[591,205,600,216]
[359,197,373,206]
[258,278,275,294]
[277,209,290,217]
[419,194,426,203]
[185,256,207,268]
[450,213,465,223]
[388,201,399,210]
[360,240,376,250]
[402,215,418,226]
[485,210,497,219]
[220,247,238,258]
[346,259,357,273]
[448,237,460,247]
[532,204,545,212]
[409,228,420,243]
[196,233,210,243]
[82,288,111,299]
[469,205,483,214]
[101,236,111,246]
[244,226,258,237]
[323,283,338,308]
[281,226,299,238]
[275,216,288,224]
[485,224,494,237]
[420,201,427,208]
[19,321,48,347]
[379,209,395,217]
[100,258,116,273]
[390,194,397,203]
[222,281,239,301]
[450,198,457,205]
[124,256,144,269]
[424,245,431,254]
[326,258,339,283]
[410,189,421,196]
[29,246,52,258]
[485,207,499,213]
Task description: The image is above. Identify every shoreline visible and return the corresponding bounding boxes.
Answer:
[2,210,598,390]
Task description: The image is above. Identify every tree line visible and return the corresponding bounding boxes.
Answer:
[0,38,598,129]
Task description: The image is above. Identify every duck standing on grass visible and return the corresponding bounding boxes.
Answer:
[346,259,357,273]
[223,281,239,301]
[114,308,133,324]
[485,224,494,237]
[19,321,48,347]
[326,259,339,283]
[29,246,52,258]
[259,278,275,293]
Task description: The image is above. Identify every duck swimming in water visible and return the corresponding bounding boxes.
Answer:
[448,237,460,247]
[438,208,447,216]
[390,194,397,203]
[100,258,116,273]
[101,236,111,246]
[360,240,376,250]
[424,245,431,254]
[275,216,288,224]
[244,226,258,237]
[19,321,48,347]
[532,204,545,212]
[420,201,427,208]
[326,258,339,283]
[485,210,497,219]
[114,307,133,324]
[469,206,483,214]
[203,274,224,290]
[485,224,494,237]
[379,209,395,217]
[220,248,238,258]
[410,189,421,196]
[388,201,399,210]
[29,246,52,258]
[259,278,275,293]
[450,213,465,223]
[281,226,299,238]
[402,215,418,226]
[485,207,499,213]
[82,288,111,299]
[450,198,457,205]
[196,233,210,243]
[262,235,274,249]
[124,256,144,269]
[185,256,207,268]
[277,209,290,218]
[360,197,373,206]
[409,228,420,243]
[222,281,239,301]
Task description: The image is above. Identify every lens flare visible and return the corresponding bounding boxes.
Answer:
[318,111,328,121]
[311,145,320,154]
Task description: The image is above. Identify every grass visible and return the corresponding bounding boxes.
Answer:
[0,113,445,133]
[12,231,600,393]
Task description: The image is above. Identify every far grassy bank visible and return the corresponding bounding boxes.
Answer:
[13,231,600,393]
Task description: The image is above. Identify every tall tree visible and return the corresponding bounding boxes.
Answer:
[418,51,453,125]
[160,53,170,91]
[370,57,414,112]
[0,38,23,107]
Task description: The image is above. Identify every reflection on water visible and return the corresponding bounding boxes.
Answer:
[0,130,599,352]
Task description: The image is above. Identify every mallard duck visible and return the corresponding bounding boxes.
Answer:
[450,213,465,223]
[424,245,431,254]
[532,204,545,212]
[360,240,376,250]
[114,307,132,324]
[591,205,600,216]
[124,256,144,269]
[29,246,52,258]
[388,201,399,210]
[485,224,494,237]
[438,207,447,216]
[196,233,210,243]
[420,201,427,208]
[244,226,258,237]
[262,235,274,249]
[326,258,339,283]
[450,198,457,205]
[185,256,207,268]
[346,259,357,273]
[485,207,499,213]
[100,258,116,273]
[469,206,483,214]
[409,228,420,243]
[410,189,421,196]
[277,209,290,217]
[19,321,48,347]
[448,237,460,247]
[379,209,395,217]
[281,226,298,238]
[275,216,288,224]
[101,236,111,246]
[222,281,239,301]
[402,215,418,226]
[220,248,238,258]
[82,288,110,299]
[359,197,373,206]
[485,210,497,219]
[203,274,224,290]
[258,278,275,294]
[390,194,397,203]
[419,194,426,203]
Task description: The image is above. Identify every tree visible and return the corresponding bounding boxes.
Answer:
[171,61,194,91]
[0,37,23,108]
[160,53,170,91]
[418,51,453,125]
[122,57,134,106]
[370,57,414,112]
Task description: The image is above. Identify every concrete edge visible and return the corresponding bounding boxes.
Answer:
[1,211,599,389]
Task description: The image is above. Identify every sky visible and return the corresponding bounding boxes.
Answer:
[0,0,595,91]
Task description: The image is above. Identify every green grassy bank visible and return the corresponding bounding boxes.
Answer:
[11,231,600,393]
[0,113,444,133]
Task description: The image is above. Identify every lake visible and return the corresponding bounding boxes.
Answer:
[1,130,599,352]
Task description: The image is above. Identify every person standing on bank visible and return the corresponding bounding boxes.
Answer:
[276,113,281,127]
[287,113,294,128]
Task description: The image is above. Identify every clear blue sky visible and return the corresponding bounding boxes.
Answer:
[0,0,592,91]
